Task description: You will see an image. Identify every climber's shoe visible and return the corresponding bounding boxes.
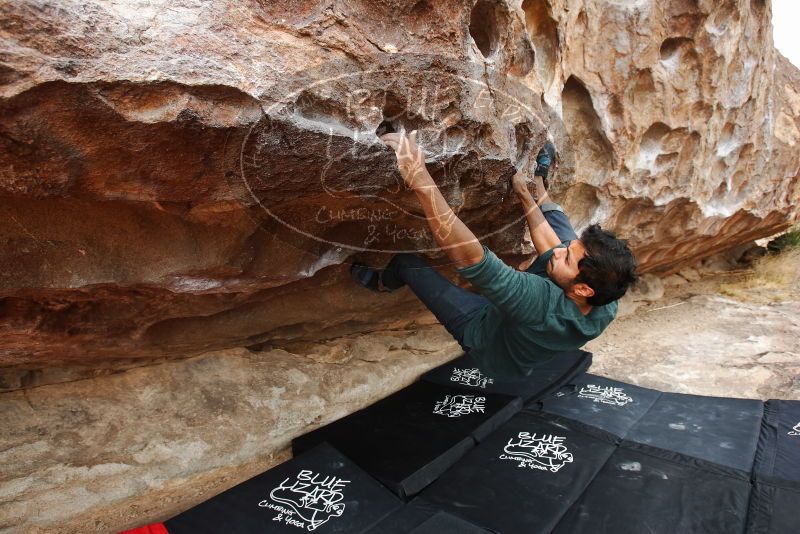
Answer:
[534,140,556,187]
[350,263,394,293]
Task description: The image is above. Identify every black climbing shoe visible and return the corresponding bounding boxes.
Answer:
[350,263,394,293]
[534,140,556,187]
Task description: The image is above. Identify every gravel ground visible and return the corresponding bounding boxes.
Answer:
[586,267,800,400]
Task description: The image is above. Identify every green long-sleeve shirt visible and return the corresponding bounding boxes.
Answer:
[454,244,617,378]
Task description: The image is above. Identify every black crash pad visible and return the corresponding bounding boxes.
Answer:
[292,381,522,498]
[407,510,491,533]
[366,499,490,533]
[164,443,401,534]
[747,478,800,534]
[754,399,800,483]
[417,411,617,533]
[625,391,763,472]
[533,373,661,438]
[422,349,591,403]
[553,440,752,534]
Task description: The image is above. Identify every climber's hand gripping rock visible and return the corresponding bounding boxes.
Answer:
[379,130,434,192]
[378,130,484,269]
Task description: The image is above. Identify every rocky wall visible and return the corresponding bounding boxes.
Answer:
[0,324,460,533]
[0,1,798,382]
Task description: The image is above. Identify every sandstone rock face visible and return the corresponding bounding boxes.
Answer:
[1,2,798,380]
[0,325,461,533]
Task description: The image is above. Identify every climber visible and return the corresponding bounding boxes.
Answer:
[350,130,638,378]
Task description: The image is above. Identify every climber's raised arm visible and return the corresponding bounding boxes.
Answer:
[511,169,561,255]
[380,131,484,269]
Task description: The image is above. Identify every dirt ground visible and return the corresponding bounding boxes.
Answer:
[586,249,800,400]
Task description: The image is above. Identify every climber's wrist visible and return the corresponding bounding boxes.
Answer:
[406,167,435,192]
[535,191,551,207]
[532,176,549,203]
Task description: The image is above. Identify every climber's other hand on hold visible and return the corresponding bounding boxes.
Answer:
[380,130,434,192]
[511,168,537,201]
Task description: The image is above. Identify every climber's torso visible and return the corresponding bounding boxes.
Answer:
[455,244,617,378]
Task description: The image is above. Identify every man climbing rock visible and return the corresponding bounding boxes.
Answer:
[351,130,638,378]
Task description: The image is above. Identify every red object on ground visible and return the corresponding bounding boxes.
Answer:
[119,523,169,534]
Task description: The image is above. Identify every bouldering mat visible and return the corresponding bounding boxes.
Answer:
[625,391,763,472]
[366,498,490,533]
[746,477,800,534]
[553,440,752,534]
[417,411,617,533]
[422,349,591,403]
[292,381,522,498]
[753,399,800,483]
[532,373,661,438]
[408,510,492,533]
[163,442,401,534]
[122,375,800,534]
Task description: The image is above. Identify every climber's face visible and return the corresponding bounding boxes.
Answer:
[546,240,587,291]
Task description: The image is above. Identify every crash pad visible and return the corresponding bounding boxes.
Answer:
[365,498,490,533]
[533,373,661,438]
[625,391,763,472]
[417,411,617,533]
[292,381,522,498]
[164,443,401,534]
[746,478,800,534]
[552,440,752,534]
[422,349,591,403]
[753,399,800,483]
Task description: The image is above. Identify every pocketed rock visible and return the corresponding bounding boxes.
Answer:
[0,0,798,374]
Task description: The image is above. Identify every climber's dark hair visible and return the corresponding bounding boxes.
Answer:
[574,224,638,306]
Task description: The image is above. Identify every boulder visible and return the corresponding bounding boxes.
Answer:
[0,0,798,378]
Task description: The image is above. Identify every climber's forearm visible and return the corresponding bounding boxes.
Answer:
[531,175,550,207]
[381,129,482,267]
[517,188,561,254]
[411,169,484,269]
